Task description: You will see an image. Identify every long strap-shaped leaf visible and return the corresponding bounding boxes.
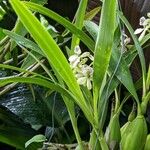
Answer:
[9,0,80,99]
[9,0,85,113]
[4,30,45,56]
[0,76,74,100]
[93,0,117,120]
[71,0,88,52]
[118,11,147,97]
[23,2,95,52]
[9,0,94,124]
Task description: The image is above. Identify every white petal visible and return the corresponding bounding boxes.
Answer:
[69,55,78,62]
[77,77,87,85]
[143,19,150,26]
[87,79,92,90]
[134,28,144,34]
[122,32,128,38]
[80,52,90,58]
[81,66,88,75]
[89,68,93,75]
[124,37,131,45]
[81,65,93,76]
[147,13,150,18]
[74,45,81,55]
[89,55,94,61]
[71,58,80,68]
[138,30,146,41]
[139,17,146,26]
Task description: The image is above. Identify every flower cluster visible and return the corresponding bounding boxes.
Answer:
[69,46,94,90]
[121,31,131,53]
[134,13,150,41]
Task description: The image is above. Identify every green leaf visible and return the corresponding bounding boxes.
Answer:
[4,30,45,56]
[4,30,46,70]
[3,30,55,78]
[30,0,48,5]
[9,0,81,99]
[146,65,150,91]
[23,2,95,51]
[71,0,88,53]
[9,0,94,124]
[0,63,49,81]
[118,11,146,96]
[84,21,99,41]
[21,51,43,69]
[93,0,117,120]
[85,7,101,21]
[0,76,73,100]
[97,26,138,128]
[25,134,46,148]
[0,28,5,40]
[93,0,117,92]
[10,0,48,50]
[10,19,27,50]
[0,127,36,149]
[110,53,138,99]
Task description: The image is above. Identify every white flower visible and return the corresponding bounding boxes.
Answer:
[122,33,131,45]
[69,55,80,68]
[134,13,150,41]
[69,45,94,90]
[124,37,131,45]
[139,17,146,26]
[69,45,93,69]
[81,65,93,77]
[120,32,131,52]
[77,77,87,85]
[76,65,93,90]
[68,46,81,68]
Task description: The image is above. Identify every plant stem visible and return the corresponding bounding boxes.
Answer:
[141,91,150,114]
[114,89,120,113]
[63,97,84,150]
[94,128,109,150]
[68,109,84,150]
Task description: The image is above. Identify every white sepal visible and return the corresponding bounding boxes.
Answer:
[134,28,144,34]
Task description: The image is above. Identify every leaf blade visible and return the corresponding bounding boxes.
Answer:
[9,0,84,103]
[24,2,95,51]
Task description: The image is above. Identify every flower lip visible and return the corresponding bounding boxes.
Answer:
[69,45,94,90]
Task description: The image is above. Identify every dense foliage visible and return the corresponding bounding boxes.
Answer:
[0,0,149,149]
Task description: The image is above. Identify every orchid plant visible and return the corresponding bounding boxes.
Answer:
[0,0,150,150]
